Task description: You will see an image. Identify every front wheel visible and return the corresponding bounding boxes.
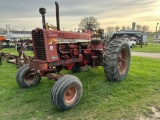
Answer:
[16,64,41,88]
[51,75,83,111]
[103,37,131,81]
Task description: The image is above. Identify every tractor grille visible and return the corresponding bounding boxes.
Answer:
[32,30,46,60]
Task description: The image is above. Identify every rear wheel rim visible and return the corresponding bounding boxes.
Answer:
[118,48,128,74]
[64,85,78,105]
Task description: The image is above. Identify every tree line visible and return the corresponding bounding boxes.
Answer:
[78,16,150,33]
[0,27,17,33]
[106,25,149,33]
[1,16,150,33]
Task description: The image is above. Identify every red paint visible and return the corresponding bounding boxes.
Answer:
[31,28,107,79]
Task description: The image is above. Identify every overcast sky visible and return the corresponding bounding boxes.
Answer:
[0,0,160,31]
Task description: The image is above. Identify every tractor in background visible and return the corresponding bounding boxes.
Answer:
[16,1,131,111]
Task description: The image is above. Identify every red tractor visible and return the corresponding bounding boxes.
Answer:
[16,1,131,111]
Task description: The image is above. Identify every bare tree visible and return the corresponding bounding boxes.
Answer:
[0,28,7,33]
[136,24,142,31]
[114,26,120,32]
[78,16,100,31]
[126,26,131,30]
[121,26,126,30]
[10,28,17,31]
[141,25,149,33]
[106,26,114,37]
[106,26,114,33]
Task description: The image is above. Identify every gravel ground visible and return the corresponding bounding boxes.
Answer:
[131,52,160,59]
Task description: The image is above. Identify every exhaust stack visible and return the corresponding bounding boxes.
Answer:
[55,1,60,30]
[39,8,46,29]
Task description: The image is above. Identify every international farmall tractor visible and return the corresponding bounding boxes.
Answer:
[16,1,131,111]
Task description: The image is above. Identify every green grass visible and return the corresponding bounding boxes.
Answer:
[0,56,160,120]
[131,43,160,53]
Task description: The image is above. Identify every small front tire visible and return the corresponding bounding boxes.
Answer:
[16,64,41,88]
[51,75,83,111]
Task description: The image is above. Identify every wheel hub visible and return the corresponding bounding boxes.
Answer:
[64,86,78,104]
[25,71,35,81]
[118,48,128,74]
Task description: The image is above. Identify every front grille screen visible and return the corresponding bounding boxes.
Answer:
[32,30,46,60]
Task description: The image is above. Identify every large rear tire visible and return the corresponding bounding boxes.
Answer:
[51,75,83,111]
[103,37,131,81]
[16,64,41,88]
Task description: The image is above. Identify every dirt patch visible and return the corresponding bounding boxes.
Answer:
[139,107,160,120]
[131,52,160,59]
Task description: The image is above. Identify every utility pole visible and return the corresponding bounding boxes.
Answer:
[156,23,159,33]
[23,27,25,38]
[154,23,159,42]
[6,24,11,40]
[6,24,10,31]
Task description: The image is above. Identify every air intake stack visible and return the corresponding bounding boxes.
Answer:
[39,8,46,29]
[55,1,60,30]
